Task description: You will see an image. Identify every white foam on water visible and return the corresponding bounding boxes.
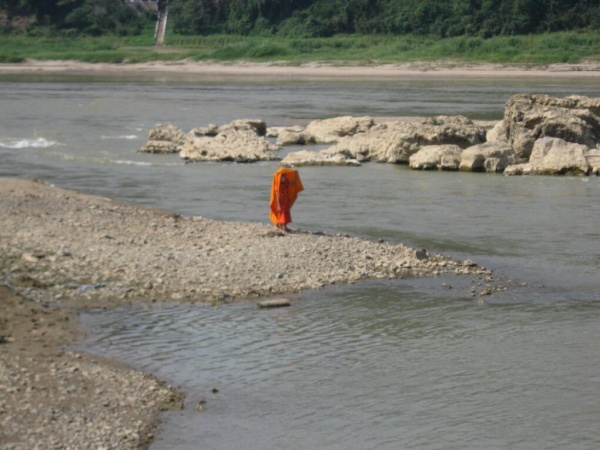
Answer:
[0,137,59,149]
[108,159,181,167]
[111,159,153,166]
[100,135,139,140]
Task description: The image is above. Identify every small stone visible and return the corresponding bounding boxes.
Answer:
[415,249,429,260]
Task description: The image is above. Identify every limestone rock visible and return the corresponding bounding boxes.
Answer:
[147,123,187,143]
[138,123,187,154]
[587,148,600,175]
[409,145,462,170]
[277,129,316,146]
[222,119,268,136]
[504,163,532,176]
[138,140,181,154]
[191,124,220,137]
[305,116,375,144]
[281,149,361,167]
[527,137,590,175]
[486,120,510,142]
[180,127,280,163]
[325,116,486,164]
[459,142,517,173]
[502,94,600,159]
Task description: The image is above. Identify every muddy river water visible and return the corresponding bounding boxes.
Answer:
[1,74,599,449]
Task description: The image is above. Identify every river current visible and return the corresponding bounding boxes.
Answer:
[1,73,599,449]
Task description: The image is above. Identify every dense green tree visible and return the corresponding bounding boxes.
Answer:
[1,0,150,35]
[64,0,146,35]
[170,0,224,34]
[2,0,599,37]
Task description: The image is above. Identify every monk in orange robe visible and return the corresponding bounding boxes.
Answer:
[270,167,304,234]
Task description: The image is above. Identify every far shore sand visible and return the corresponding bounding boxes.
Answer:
[1,59,599,80]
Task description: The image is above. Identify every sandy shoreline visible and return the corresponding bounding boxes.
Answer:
[0,177,507,448]
[1,59,600,80]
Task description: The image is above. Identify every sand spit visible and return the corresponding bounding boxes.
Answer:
[0,176,500,449]
[0,177,493,308]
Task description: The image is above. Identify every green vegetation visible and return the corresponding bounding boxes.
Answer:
[1,31,599,65]
[167,0,600,38]
[2,1,599,39]
[1,0,153,36]
[0,28,188,64]
[1,1,599,66]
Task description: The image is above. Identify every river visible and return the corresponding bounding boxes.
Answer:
[1,73,599,449]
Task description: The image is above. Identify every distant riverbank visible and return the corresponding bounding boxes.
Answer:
[1,59,600,80]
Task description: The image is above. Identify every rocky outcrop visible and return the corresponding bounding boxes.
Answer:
[139,119,280,163]
[459,141,518,173]
[281,149,361,167]
[180,126,280,163]
[191,119,267,137]
[191,123,220,137]
[486,120,508,143]
[504,137,591,175]
[409,145,463,170]
[324,116,486,164]
[304,116,375,144]
[138,123,188,154]
[493,94,600,159]
[138,102,600,175]
[587,148,600,175]
[277,128,316,146]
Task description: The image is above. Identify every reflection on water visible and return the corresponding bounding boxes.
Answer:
[76,280,600,450]
[3,77,600,449]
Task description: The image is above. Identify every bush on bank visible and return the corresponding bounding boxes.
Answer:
[1,31,599,66]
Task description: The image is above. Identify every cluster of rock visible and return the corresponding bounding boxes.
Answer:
[139,119,279,163]
[138,94,600,175]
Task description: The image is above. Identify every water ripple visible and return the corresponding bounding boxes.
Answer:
[75,284,600,450]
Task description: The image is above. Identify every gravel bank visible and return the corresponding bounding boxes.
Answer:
[0,284,183,450]
[0,178,493,308]
[0,177,499,449]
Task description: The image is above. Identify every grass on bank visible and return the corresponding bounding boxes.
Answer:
[1,30,599,65]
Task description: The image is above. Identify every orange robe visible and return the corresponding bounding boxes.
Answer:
[270,168,304,226]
